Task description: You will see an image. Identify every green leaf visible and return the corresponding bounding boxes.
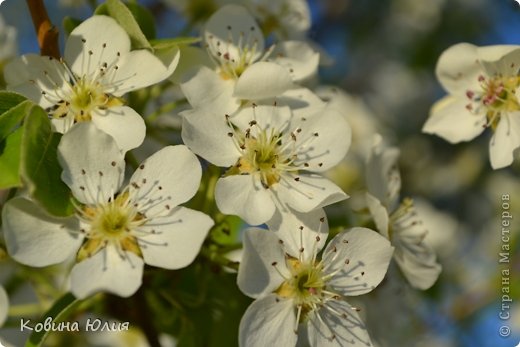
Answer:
[104,0,152,50]
[0,91,27,115]
[0,100,32,141]
[0,127,23,189]
[210,215,242,246]
[20,106,75,217]
[126,2,156,40]
[63,16,83,36]
[25,293,80,347]
[150,37,202,50]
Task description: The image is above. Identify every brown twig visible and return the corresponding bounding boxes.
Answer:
[26,0,60,59]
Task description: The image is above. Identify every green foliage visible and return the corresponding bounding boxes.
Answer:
[20,106,75,217]
[0,91,27,116]
[0,127,23,189]
[0,98,31,189]
[0,99,31,142]
[125,2,156,40]
[150,264,251,347]
[25,293,79,347]
[150,37,202,50]
[96,0,153,50]
[62,17,83,36]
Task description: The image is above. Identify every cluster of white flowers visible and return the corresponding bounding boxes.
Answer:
[2,1,489,345]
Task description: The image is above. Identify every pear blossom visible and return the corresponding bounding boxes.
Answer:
[2,123,213,299]
[4,15,179,152]
[238,223,394,347]
[0,285,7,327]
[180,4,319,115]
[422,43,520,169]
[365,135,441,290]
[182,103,350,226]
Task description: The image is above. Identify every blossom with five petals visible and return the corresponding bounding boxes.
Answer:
[5,15,179,152]
[180,4,319,115]
[2,123,213,298]
[422,43,520,169]
[182,104,350,226]
[238,223,393,347]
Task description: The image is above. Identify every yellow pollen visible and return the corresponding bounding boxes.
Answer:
[76,193,144,261]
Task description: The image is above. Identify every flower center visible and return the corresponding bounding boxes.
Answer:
[276,258,325,311]
[466,75,520,129]
[236,130,285,187]
[206,25,270,80]
[49,76,124,123]
[76,193,144,261]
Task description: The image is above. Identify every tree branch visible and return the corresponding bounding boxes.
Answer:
[26,0,60,59]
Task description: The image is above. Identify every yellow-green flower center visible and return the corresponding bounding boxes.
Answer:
[227,127,293,187]
[276,258,325,309]
[50,77,123,123]
[76,193,144,261]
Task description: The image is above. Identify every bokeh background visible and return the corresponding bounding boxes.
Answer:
[0,0,519,346]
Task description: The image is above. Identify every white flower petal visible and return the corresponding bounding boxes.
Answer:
[129,145,202,214]
[91,106,146,152]
[181,107,241,167]
[479,47,520,78]
[323,227,393,296]
[476,45,520,63]
[489,113,520,169]
[394,247,442,290]
[139,207,213,269]
[58,123,125,205]
[70,245,144,299]
[5,54,68,108]
[423,96,486,143]
[204,5,264,62]
[269,87,326,119]
[239,295,297,347]
[273,173,347,213]
[154,46,181,79]
[307,299,372,347]
[266,207,328,262]
[237,228,288,298]
[365,192,389,239]
[215,175,276,225]
[365,134,401,210]
[180,66,240,114]
[435,43,481,95]
[231,104,292,133]
[2,198,82,267]
[271,41,319,81]
[292,106,351,172]
[234,62,294,100]
[169,46,213,84]
[103,49,172,97]
[0,286,8,327]
[65,15,130,77]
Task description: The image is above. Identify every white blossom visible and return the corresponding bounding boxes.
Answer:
[180,4,319,115]
[182,103,350,226]
[5,15,179,152]
[237,222,393,347]
[2,123,213,299]
[422,43,520,169]
[365,135,441,290]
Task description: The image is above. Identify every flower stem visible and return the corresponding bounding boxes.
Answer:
[26,0,60,59]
